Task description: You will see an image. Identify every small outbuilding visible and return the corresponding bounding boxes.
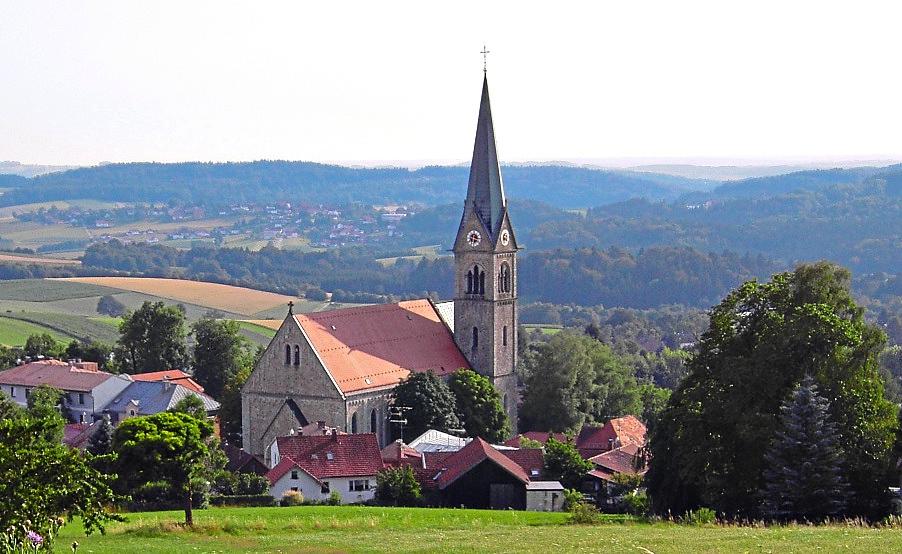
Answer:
[525,481,565,512]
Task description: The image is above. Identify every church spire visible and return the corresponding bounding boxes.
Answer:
[465,74,507,240]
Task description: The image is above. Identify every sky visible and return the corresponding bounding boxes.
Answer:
[1,1,901,167]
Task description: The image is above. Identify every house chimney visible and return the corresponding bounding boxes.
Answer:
[331,429,338,441]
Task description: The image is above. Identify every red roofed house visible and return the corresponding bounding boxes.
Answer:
[242,76,522,462]
[132,369,205,393]
[265,432,383,504]
[0,359,132,423]
[503,431,567,448]
[575,415,647,459]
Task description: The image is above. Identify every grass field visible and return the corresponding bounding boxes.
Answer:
[0,252,80,265]
[0,316,70,346]
[0,279,116,301]
[54,277,299,317]
[56,505,902,553]
[522,323,564,335]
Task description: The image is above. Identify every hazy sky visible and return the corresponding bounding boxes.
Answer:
[2,1,901,166]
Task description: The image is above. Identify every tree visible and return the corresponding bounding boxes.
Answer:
[26,384,66,441]
[0,345,19,370]
[391,370,461,441]
[24,333,61,359]
[65,340,113,370]
[543,437,593,489]
[168,393,206,419]
[646,262,898,519]
[113,411,213,525]
[191,317,248,400]
[375,465,422,506]
[236,472,270,495]
[117,301,188,374]
[0,416,121,551]
[87,416,114,456]
[637,384,670,434]
[520,332,641,432]
[760,376,847,521]
[448,369,510,443]
[97,294,127,317]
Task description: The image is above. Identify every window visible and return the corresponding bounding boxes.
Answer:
[78,393,85,405]
[466,270,473,293]
[291,469,299,480]
[370,409,377,434]
[285,344,291,365]
[321,482,330,494]
[10,387,15,398]
[349,479,370,491]
[472,327,478,350]
[291,487,299,492]
[25,388,30,399]
[503,325,507,347]
[499,262,511,293]
[293,345,300,366]
[479,270,485,294]
[351,413,358,433]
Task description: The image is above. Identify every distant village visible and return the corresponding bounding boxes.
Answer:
[13,200,426,252]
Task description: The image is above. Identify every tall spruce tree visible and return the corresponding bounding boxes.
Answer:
[760,375,847,521]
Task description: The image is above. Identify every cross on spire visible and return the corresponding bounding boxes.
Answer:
[480,45,490,73]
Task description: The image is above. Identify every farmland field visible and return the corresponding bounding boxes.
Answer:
[57,505,902,553]
[0,316,70,346]
[53,277,299,316]
[0,279,115,301]
[0,252,80,265]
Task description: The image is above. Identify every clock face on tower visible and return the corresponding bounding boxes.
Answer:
[500,229,510,246]
[466,230,481,247]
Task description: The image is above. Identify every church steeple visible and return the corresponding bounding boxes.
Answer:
[465,75,507,240]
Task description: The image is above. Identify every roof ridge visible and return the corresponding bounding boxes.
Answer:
[315,330,459,354]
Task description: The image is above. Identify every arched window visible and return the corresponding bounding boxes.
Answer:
[472,326,479,350]
[293,345,300,366]
[285,344,291,365]
[503,325,508,347]
[499,262,511,293]
[351,412,358,434]
[479,271,485,295]
[466,270,473,294]
[370,409,377,433]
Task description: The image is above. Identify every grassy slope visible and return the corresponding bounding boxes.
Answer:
[0,316,70,346]
[58,506,902,553]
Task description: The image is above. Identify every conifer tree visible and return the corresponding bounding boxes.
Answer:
[760,375,847,521]
[87,416,114,456]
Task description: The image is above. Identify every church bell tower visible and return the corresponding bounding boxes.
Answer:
[453,72,519,433]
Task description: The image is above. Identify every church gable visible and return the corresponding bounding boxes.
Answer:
[491,208,519,252]
[242,313,343,399]
[453,204,493,254]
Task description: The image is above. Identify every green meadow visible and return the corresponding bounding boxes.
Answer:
[57,505,902,553]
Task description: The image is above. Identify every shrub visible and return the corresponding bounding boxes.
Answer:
[236,473,270,496]
[568,502,601,524]
[280,490,303,507]
[563,488,584,512]
[684,507,716,525]
[622,491,649,516]
[375,466,422,507]
[327,491,342,506]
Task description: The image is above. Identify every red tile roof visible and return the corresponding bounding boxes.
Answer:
[500,448,545,478]
[576,415,647,452]
[266,456,320,485]
[0,360,120,392]
[381,440,422,466]
[588,443,646,482]
[274,432,384,480]
[62,422,95,449]
[503,432,567,448]
[294,300,469,394]
[132,370,205,393]
[433,437,529,489]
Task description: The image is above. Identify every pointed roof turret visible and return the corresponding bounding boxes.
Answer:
[466,75,507,239]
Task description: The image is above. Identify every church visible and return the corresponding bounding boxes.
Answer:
[242,73,519,461]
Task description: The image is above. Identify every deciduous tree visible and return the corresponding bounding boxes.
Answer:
[448,369,509,443]
[543,437,593,489]
[646,262,897,519]
[391,370,461,441]
[116,301,188,374]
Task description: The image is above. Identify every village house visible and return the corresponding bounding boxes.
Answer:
[0,359,132,423]
[266,432,383,504]
[103,379,219,423]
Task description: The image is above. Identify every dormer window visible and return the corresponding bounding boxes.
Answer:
[326,452,334,460]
